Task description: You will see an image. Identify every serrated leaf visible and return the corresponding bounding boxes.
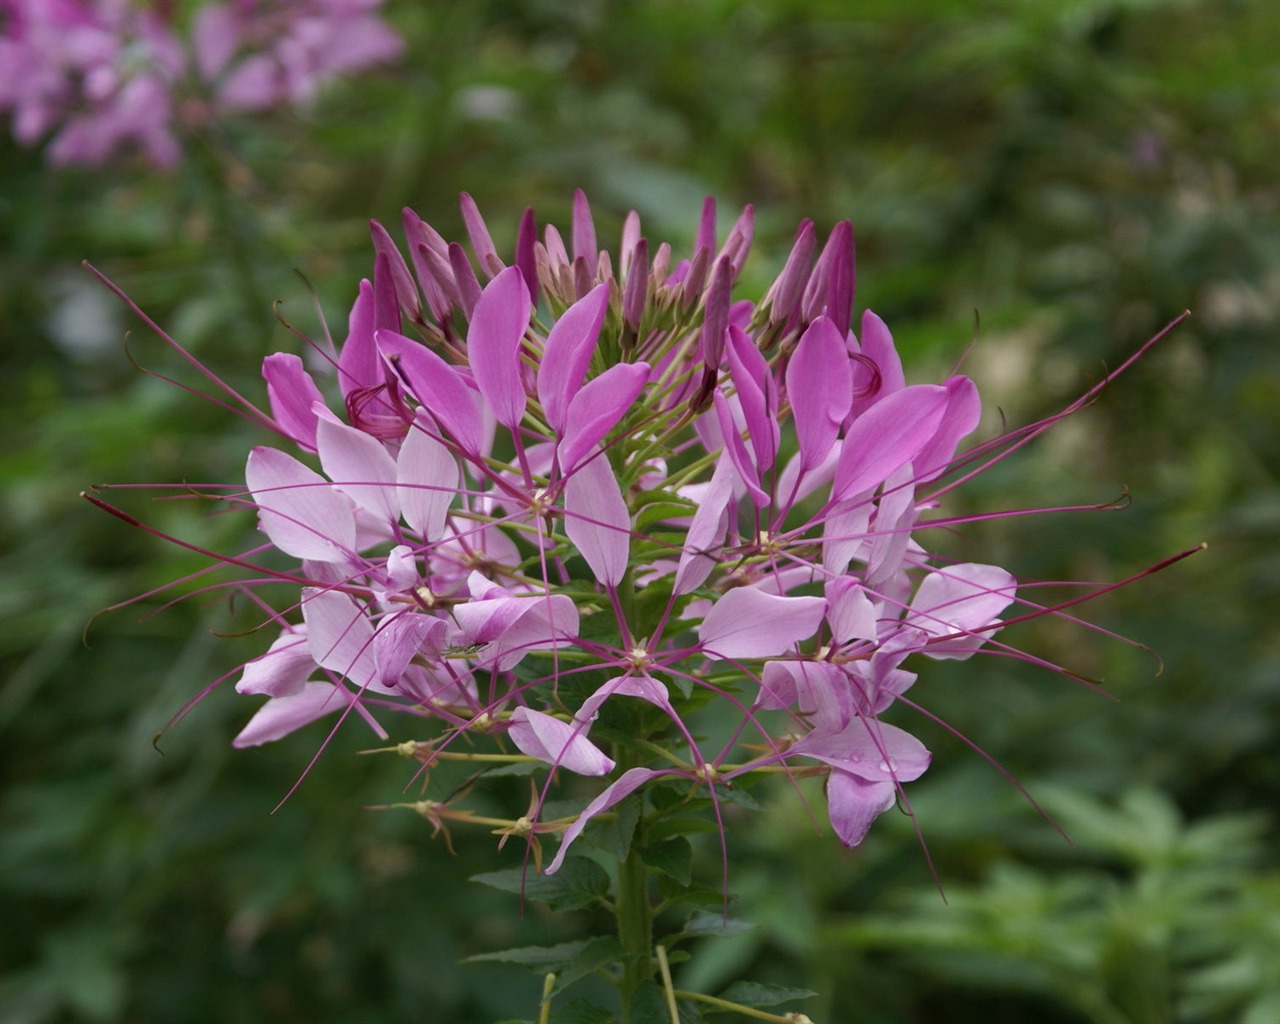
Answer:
[466,939,590,972]
[471,856,611,911]
[628,982,703,1024]
[684,911,755,938]
[641,836,692,885]
[549,936,626,996]
[551,997,618,1024]
[716,981,816,1008]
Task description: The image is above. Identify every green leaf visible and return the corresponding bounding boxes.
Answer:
[715,981,816,1009]
[582,793,640,861]
[465,940,591,972]
[551,997,618,1024]
[641,836,692,885]
[471,856,611,911]
[628,981,703,1024]
[550,936,627,995]
[684,911,755,938]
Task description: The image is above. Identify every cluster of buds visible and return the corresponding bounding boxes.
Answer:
[0,0,402,166]
[89,191,1191,868]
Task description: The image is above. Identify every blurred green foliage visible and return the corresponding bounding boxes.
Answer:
[3,0,1278,1021]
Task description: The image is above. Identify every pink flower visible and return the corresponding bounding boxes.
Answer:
[93,191,1194,871]
[0,0,403,166]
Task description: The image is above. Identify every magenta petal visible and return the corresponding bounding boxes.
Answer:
[262,353,325,452]
[546,766,656,874]
[787,317,853,470]
[826,771,897,847]
[396,416,458,541]
[913,375,982,482]
[559,361,650,473]
[712,391,768,509]
[571,188,597,263]
[246,447,357,562]
[338,280,378,402]
[538,282,610,432]
[564,453,630,587]
[370,219,420,321]
[698,589,826,660]
[232,682,354,748]
[725,324,778,472]
[831,384,950,503]
[507,707,615,776]
[467,266,531,428]
[459,191,502,277]
[316,417,399,524]
[849,310,906,418]
[378,330,485,454]
[825,578,878,644]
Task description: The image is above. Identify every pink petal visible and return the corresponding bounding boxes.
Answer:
[725,324,778,472]
[396,415,458,541]
[507,707,615,776]
[262,352,325,451]
[794,720,930,783]
[907,563,1017,660]
[538,282,610,432]
[786,316,853,470]
[831,384,949,503]
[546,766,657,874]
[467,266,531,428]
[712,390,768,508]
[825,578,878,644]
[673,454,737,596]
[913,375,982,482]
[559,361,650,473]
[571,188,597,263]
[848,310,905,418]
[245,447,357,562]
[302,587,379,690]
[235,630,314,698]
[564,452,630,587]
[378,330,485,454]
[316,417,399,524]
[575,675,673,724]
[459,192,501,277]
[698,589,826,660]
[826,771,897,847]
[232,683,356,748]
[337,280,379,400]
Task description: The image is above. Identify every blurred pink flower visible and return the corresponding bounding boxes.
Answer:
[0,0,402,166]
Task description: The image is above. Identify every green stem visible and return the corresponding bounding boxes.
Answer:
[616,826,654,1018]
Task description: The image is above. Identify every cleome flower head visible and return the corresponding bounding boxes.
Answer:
[88,191,1196,870]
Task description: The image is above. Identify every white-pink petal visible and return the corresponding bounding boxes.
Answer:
[507,707,615,776]
[316,416,399,524]
[245,447,357,562]
[397,415,458,541]
[546,766,657,874]
[698,589,826,660]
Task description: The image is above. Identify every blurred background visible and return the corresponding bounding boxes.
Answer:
[2,1,1278,1021]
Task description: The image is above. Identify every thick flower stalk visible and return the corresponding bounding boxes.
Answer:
[0,0,402,166]
[87,191,1195,1018]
